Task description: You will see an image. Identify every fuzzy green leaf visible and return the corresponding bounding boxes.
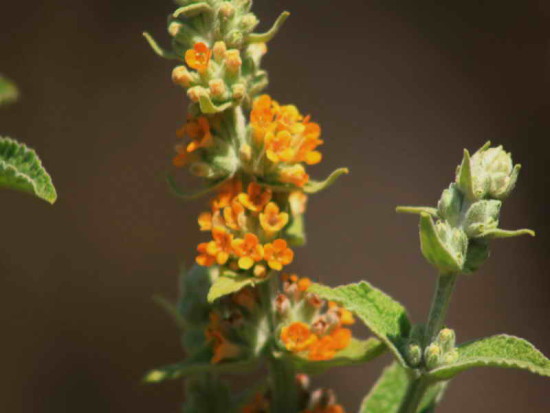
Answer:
[396,206,439,218]
[173,2,213,18]
[360,363,446,413]
[0,137,57,203]
[479,228,535,239]
[289,338,386,375]
[207,274,263,303]
[142,32,178,60]
[248,11,290,43]
[429,334,550,380]
[285,213,306,247]
[309,282,411,365]
[199,95,234,114]
[0,75,18,106]
[303,167,349,194]
[419,213,464,273]
[457,149,476,200]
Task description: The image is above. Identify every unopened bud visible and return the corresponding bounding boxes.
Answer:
[253,264,267,278]
[225,49,242,73]
[209,79,227,98]
[240,143,252,162]
[172,66,194,87]
[226,30,244,48]
[311,316,329,335]
[406,343,422,368]
[424,343,442,370]
[232,83,246,100]
[168,22,183,37]
[213,41,227,61]
[218,2,235,18]
[295,374,310,390]
[187,86,207,102]
[437,328,456,353]
[274,294,290,316]
[240,13,259,31]
[306,293,323,309]
[442,349,459,365]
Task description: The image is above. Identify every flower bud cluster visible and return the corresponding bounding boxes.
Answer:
[404,326,458,370]
[204,286,266,363]
[277,274,356,361]
[399,143,534,275]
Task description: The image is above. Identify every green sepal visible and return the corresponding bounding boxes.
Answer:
[284,213,306,247]
[436,184,463,226]
[463,200,501,238]
[248,11,290,43]
[395,206,438,218]
[167,174,229,200]
[303,167,349,194]
[173,2,213,18]
[288,337,386,375]
[419,213,465,274]
[207,273,267,303]
[199,94,234,114]
[309,281,411,365]
[456,149,477,201]
[143,32,179,60]
[144,347,259,383]
[0,137,57,204]
[360,362,447,413]
[428,334,550,380]
[462,239,490,274]
[0,74,18,106]
[479,228,535,239]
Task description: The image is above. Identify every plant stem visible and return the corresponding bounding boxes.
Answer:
[260,275,299,413]
[424,273,458,347]
[398,273,458,413]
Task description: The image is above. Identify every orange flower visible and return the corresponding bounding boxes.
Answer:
[276,104,302,133]
[264,239,294,270]
[259,202,289,233]
[232,233,264,270]
[265,130,295,163]
[297,277,312,292]
[184,42,212,74]
[205,227,234,265]
[279,164,309,187]
[196,242,216,266]
[250,94,278,141]
[328,301,356,326]
[238,182,272,212]
[307,328,352,361]
[223,198,246,230]
[211,179,243,211]
[330,328,352,350]
[210,330,241,363]
[177,116,213,153]
[198,212,213,231]
[280,322,318,352]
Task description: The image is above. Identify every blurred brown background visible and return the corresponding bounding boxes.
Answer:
[1,0,549,411]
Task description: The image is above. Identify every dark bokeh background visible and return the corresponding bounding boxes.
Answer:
[1,0,549,411]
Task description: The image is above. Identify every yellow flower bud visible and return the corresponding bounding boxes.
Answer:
[168,22,182,37]
[225,49,242,73]
[232,83,246,100]
[213,41,227,61]
[172,66,194,87]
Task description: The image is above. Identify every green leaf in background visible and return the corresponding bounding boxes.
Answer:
[143,346,258,383]
[303,167,349,194]
[0,137,57,204]
[309,281,411,365]
[429,334,550,380]
[0,75,18,106]
[360,363,446,413]
[207,274,264,303]
[289,337,386,375]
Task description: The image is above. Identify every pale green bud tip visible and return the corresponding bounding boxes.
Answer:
[218,2,235,18]
[442,349,459,365]
[425,343,442,369]
[437,328,456,352]
[144,370,165,383]
[406,343,422,367]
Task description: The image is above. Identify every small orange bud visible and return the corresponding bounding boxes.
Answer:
[225,49,242,73]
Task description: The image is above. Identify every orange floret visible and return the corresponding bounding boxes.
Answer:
[297,277,312,292]
[250,94,278,141]
[259,202,289,233]
[264,239,294,271]
[308,328,352,361]
[279,164,310,187]
[196,242,216,266]
[177,116,213,153]
[223,198,246,230]
[328,301,356,326]
[184,42,212,74]
[232,233,264,270]
[280,322,318,352]
[198,212,213,231]
[238,182,272,212]
[205,227,234,265]
[211,179,243,211]
[265,130,295,163]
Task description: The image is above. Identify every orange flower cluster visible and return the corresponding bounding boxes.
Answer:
[196,180,296,273]
[184,42,212,74]
[173,115,214,167]
[278,275,355,361]
[249,95,324,187]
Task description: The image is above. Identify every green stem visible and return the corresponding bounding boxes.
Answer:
[398,376,430,413]
[424,273,458,347]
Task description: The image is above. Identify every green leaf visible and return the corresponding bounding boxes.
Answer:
[0,137,57,203]
[360,363,446,413]
[309,281,411,365]
[429,334,550,380]
[457,149,476,200]
[303,167,349,194]
[479,228,535,239]
[207,274,264,303]
[167,173,229,200]
[289,337,386,375]
[284,213,306,247]
[199,94,234,114]
[142,32,178,60]
[173,2,213,18]
[144,348,258,383]
[396,206,438,218]
[0,74,18,106]
[248,11,290,43]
